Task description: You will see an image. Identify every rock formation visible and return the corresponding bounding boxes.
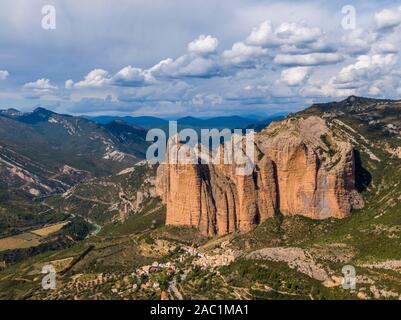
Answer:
[156,116,363,236]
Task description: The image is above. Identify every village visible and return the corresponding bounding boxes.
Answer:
[33,242,239,300]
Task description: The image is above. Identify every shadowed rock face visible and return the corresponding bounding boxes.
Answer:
[156,116,363,236]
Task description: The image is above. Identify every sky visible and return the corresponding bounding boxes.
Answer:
[1,0,401,118]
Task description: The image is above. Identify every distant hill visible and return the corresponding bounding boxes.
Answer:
[303,95,399,114]
[0,108,148,175]
[87,115,168,127]
[0,107,149,204]
[177,115,260,128]
[89,114,287,131]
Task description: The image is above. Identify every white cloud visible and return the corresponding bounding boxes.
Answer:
[65,79,74,89]
[149,58,174,75]
[148,35,221,78]
[299,79,356,98]
[274,52,342,66]
[75,69,111,88]
[223,42,268,64]
[275,22,323,45]
[374,7,401,30]
[188,35,219,55]
[176,56,219,77]
[0,70,9,80]
[72,66,155,89]
[341,29,378,55]
[112,65,155,86]
[150,55,219,78]
[246,20,276,47]
[23,78,58,99]
[335,54,397,84]
[23,78,58,91]
[245,20,325,49]
[280,67,310,86]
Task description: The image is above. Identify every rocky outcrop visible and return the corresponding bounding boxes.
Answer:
[156,116,363,236]
[258,116,360,219]
[246,247,329,281]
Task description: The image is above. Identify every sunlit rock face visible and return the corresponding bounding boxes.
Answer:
[156,116,363,236]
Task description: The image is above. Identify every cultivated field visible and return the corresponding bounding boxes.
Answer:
[31,222,69,237]
[0,221,70,252]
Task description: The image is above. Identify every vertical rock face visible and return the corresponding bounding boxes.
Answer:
[259,117,360,219]
[156,116,363,236]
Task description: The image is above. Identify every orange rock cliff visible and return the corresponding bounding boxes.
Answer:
[156,116,363,236]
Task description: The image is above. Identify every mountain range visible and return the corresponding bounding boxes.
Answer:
[0,107,148,174]
[87,114,286,130]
